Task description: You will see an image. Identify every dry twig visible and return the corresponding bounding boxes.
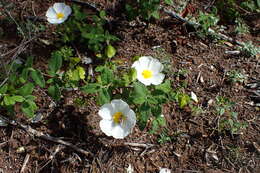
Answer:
[20,154,30,173]
[0,115,93,157]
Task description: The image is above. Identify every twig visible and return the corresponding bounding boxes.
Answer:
[124,142,155,148]
[49,145,65,160]
[20,154,30,173]
[0,114,93,157]
[225,50,241,55]
[1,2,25,38]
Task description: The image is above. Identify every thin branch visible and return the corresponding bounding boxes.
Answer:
[20,154,30,173]
[124,142,155,148]
[0,114,93,157]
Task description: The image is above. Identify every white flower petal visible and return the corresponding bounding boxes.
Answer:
[111,99,128,112]
[57,17,68,24]
[111,125,127,139]
[46,7,57,18]
[53,3,66,13]
[139,56,152,69]
[131,60,141,70]
[126,110,137,125]
[136,73,152,85]
[99,99,136,139]
[47,18,60,24]
[151,73,165,85]
[99,119,114,136]
[98,103,114,120]
[149,59,163,73]
[62,5,72,17]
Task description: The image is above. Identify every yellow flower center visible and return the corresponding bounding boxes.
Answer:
[113,112,125,124]
[56,13,64,19]
[142,70,153,79]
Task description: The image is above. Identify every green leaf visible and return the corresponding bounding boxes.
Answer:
[164,0,173,5]
[155,80,172,93]
[18,83,34,96]
[105,44,116,58]
[20,68,30,83]
[25,56,33,67]
[3,95,24,105]
[77,66,85,80]
[150,116,166,134]
[99,10,106,18]
[95,66,114,85]
[12,95,24,102]
[3,95,15,105]
[151,10,160,19]
[48,52,63,76]
[31,69,45,88]
[81,83,101,94]
[48,84,61,101]
[151,106,162,117]
[67,66,86,81]
[138,103,151,130]
[0,84,8,94]
[98,88,110,105]
[21,100,38,118]
[178,93,190,109]
[131,82,149,104]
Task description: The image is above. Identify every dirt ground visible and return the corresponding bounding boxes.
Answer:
[0,0,259,173]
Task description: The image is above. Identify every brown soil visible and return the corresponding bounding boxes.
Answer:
[0,0,259,173]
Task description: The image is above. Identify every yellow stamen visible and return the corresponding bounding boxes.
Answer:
[56,13,64,19]
[113,112,125,124]
[142,70,153,79]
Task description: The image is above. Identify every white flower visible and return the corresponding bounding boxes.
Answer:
[98,99,136,139]
[159,168,171,173]
[46,3,72,24]
[132,56,165,86]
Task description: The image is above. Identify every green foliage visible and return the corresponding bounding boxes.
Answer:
[157,129,172,144]
[235,18,249,35]
[215,96,247,135]
[226,70,247,84]
[240,41,260,57]
[0,56,41,118]
[105,44,117,58]
[125,0,173,20]
[48,51,63,76]
[241,0,260,12]
[31,70,45,88]
[150,115,166,134]
[215,0,240,23]
[197,8,219,37]
[58,5,118,54]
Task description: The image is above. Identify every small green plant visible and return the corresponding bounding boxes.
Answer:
[158,129,172,144]
[197,8,219,38]
[215,96,247,135]
[125,0,173,20]
[241,0,260,13]
[226,70,247,84]
[240,41,260,57]
[0,56,44,117]
[58,5,118,55]
[235,18,249,35]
